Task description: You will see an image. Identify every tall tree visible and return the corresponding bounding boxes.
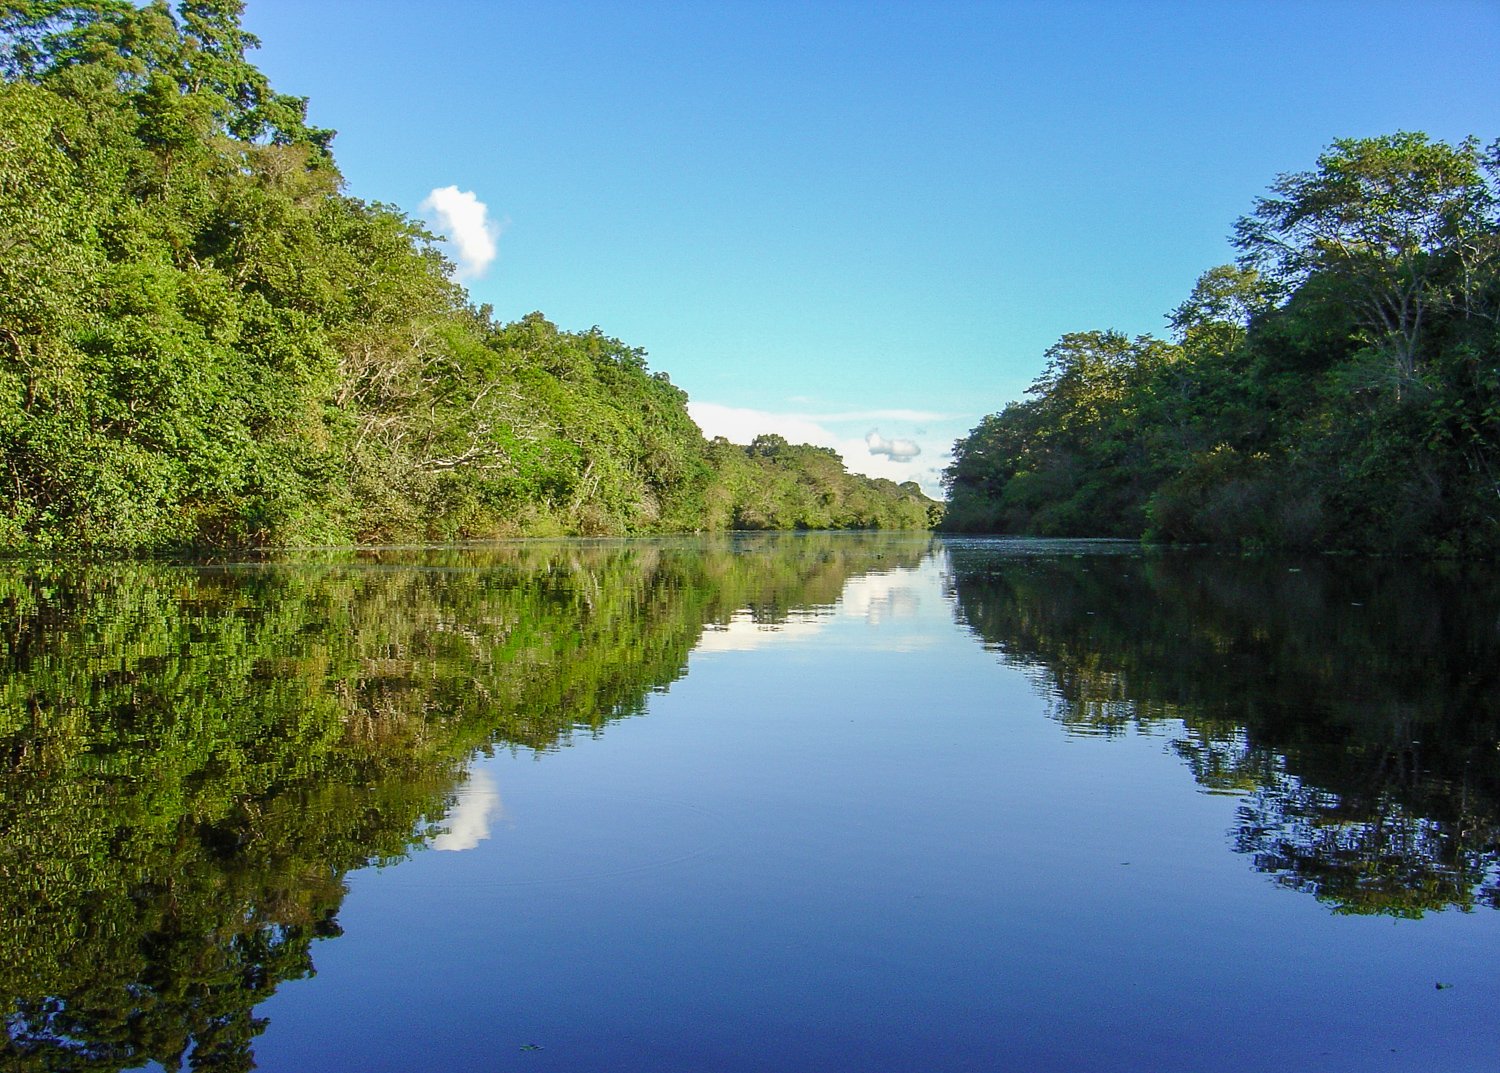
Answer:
[0,0,333,154]
[1233,132,1498,391]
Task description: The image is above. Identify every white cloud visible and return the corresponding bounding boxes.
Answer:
[420,185,498,279]
[865,429,921,461]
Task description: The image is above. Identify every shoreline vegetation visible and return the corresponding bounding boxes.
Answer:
[0,2,937,554]
[2,5,1494,557]
[942,133,1500,557]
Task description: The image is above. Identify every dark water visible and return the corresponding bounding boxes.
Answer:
[2,534,1497,1072]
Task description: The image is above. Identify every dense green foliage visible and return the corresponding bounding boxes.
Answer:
[0,534,933,1071]
[0,1,935,550]
[945,543,1500,916]
[944,134,1500,555]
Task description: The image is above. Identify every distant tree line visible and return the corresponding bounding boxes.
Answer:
[0,1,936,552]
[944,133,1500,556]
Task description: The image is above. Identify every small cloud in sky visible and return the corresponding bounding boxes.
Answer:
[420,185,498,279]
[866,429,921,462]
[688,401,949,496]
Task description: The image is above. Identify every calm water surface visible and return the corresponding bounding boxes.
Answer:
[2,534,1497,1071]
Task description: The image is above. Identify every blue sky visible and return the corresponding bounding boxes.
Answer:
[240,0,1498,494]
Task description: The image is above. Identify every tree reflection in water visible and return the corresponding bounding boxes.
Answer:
[945,541,1500,917]
[5,535,1495,1070]
[0,534,930,1072]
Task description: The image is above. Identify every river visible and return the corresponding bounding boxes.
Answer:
[1,533,1496,1071]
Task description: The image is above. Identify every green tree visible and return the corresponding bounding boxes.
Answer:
[0,0,333,154]
[947,133,1498,554]
[1233,132,1498,391]
[943,331,1176,536]
[1168,263,1274,358]
[0,1,933,550]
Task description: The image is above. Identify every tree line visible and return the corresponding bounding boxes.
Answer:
[943,133,1500,555]
[0,1,936,552]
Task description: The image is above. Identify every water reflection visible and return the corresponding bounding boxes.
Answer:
[694,609,830,652]
[842,570,923,626]
[5,533,1496,1071]
[0,534,930,1073]
[430,767,504,852]
[943,541,1500,917]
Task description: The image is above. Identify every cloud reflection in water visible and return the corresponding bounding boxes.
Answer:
[432,767,504,852]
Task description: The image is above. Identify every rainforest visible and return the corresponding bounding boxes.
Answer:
[943,134,1500,556]
[4,3,1496,556]
[0,1,937,552]
[2,8,1498,1070]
